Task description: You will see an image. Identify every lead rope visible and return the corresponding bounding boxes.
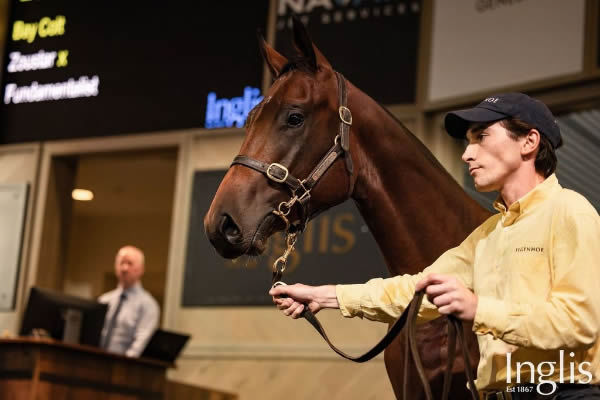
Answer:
[402,292,479,400]
[271,237,478,400]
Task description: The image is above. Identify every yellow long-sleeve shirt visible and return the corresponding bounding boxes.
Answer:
[336,174,600,390]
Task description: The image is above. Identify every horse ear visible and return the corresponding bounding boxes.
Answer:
[311,42,332,70]
[257,32,288,78]
[291,16,331,71]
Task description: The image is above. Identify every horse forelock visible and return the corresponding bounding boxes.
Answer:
[279,55,318,77]
[259,70,330,119]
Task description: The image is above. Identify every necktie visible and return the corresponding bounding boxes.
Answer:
[101,292,127,349]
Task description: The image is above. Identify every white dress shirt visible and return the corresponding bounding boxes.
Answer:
[98,282,159,357]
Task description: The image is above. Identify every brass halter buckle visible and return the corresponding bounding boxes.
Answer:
[266,163,289,183]
[339,106,352,126]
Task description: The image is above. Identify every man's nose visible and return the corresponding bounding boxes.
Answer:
[462,144,475,163]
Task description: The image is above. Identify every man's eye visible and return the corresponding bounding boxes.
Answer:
[287,113,304,127]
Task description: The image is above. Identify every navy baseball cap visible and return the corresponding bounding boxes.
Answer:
[445,92,562,148]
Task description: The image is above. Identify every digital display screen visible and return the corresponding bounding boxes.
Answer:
[0,1,269,143]
[275,0,421,105]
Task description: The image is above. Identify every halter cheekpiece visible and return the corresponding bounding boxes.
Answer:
[230,71,353,234]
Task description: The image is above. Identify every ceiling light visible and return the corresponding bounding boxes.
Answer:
[72,189,94,201]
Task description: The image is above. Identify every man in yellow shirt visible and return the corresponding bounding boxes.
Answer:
[270,93,600,399]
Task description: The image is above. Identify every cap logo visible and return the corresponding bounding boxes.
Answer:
[483,97,499,103]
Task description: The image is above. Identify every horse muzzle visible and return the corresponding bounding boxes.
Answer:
[204,210,280,259]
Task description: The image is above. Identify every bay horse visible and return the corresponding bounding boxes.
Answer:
[204,20,491,399]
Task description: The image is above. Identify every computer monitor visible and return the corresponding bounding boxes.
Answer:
[141,329,190,363]
[20,286,108,347]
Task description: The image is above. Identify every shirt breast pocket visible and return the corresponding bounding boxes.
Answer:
[510,248,551,297]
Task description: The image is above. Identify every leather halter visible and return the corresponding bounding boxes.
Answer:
[230,71,353,233]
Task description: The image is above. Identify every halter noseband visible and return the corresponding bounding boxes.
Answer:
[230,71,353,232]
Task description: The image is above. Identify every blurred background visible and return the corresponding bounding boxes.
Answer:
[0,0,599,399]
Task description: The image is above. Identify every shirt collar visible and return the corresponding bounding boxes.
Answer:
[492,174,560,225]
[118,281,142,296]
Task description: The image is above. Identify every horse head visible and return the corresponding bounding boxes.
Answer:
[204,19,355,259]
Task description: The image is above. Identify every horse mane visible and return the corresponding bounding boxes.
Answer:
[375,100,460,182]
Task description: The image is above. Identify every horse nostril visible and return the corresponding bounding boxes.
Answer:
[219,214,242,244]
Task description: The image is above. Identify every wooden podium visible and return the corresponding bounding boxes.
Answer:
[0,338,237,400]
[1,337,211,400]
[0,337,169,399]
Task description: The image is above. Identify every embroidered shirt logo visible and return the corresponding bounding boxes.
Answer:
[515,246,544,253]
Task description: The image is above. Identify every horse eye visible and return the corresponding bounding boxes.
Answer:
[287,113,304,127]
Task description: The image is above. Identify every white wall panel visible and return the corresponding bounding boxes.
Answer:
[428,0,585,102]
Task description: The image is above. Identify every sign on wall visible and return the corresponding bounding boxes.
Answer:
[275,0,422,105]
[428,0,585,103]
[182,170,389,306]
[0,1,269,143]
[0,183,28,310]
[205,87,263,129]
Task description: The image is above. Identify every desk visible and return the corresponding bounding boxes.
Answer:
[0,337,169,400]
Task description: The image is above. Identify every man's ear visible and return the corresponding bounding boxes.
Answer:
[522,129,541,158]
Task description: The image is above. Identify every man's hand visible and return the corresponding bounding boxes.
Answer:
[269,284,338,319]
[415,274,478,321]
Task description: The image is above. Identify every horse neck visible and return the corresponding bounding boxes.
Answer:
[347,86,491,275]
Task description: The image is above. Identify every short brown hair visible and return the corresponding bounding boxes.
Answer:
[500,118,557,178]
